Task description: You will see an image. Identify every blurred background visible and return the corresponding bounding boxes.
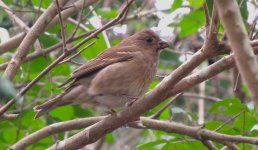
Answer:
[0,0,258,149]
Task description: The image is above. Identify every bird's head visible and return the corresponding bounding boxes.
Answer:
[123,29,169,52]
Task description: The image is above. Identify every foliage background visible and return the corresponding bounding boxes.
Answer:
[0,0,257,149]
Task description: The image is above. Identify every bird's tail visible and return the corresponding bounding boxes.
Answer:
[33,94,64,119]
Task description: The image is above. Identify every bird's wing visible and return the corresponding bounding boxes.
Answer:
[58,46,135,88]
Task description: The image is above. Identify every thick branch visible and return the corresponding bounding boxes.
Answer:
[141,118,258,145]
[12,117,258,149]
[0,32,25,55]
[170,46,258,96]
[10,117,105,149]
[215,0,258,108]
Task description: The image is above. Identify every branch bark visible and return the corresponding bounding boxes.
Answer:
[10,117,105,149]
[12,117,258,149]
[215,0,258,108]
[141,118,258,145]
[0,32,25,55]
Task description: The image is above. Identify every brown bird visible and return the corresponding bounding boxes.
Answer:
[34,29,168,118]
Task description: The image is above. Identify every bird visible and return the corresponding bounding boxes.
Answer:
[34,29,169,118]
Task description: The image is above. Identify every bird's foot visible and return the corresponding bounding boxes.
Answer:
[105,109,116,116]
[124,95,138,107]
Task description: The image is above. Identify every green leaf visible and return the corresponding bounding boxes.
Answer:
[0,10,5,24]
[0,10,12,28]
[82,34,107,60]
[160,50,180,66]
[97,9,118,19]
[237,0,248,21]
[137,139,167,150]
[205,121,238,135]
[233,112,257,132]
[51,63,71,76]
[205,121,224,130]
[28,137,52,150]
[187,112,198,121]
[179,10,205,38]
[32,0,52,8]
[209,98,248,116]
[251,130,258,137]
[162,141,206,150]
[22,111,45,130]
[73,105,94,117]
[3,128,16,143]
[50,106,74,120]
[105,133,115,144]
[39,34,59,48]
[189,0,205,9]
[160,109,170,119]
[148,80,159,91]
[171,0,183,12]
[206,0,213,15]
[111,39,122,46]
[242,84,251,97]
[23,57,49,75]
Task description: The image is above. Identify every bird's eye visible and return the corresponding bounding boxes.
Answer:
[146,37,153,43]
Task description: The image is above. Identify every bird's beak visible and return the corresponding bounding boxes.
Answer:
[158,41,169,50]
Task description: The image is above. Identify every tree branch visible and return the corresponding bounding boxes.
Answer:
[10,116,105,149]
[0,32,26,55]
[170,46,258,96]
[0,113,18,121]
[12,117,258,149]
[55,0,67,52]
[215,0,258,109]
[141,118,258,145]
[3,0,70,80]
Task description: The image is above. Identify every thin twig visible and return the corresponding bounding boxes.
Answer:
[249,19,257,40]
[233,72,240,92]
[214,111,244,132]
[183,92,221,102]
[149,92,183,119]
[203,2,210,38]
[201,140,217,150]
[0,113,19,121]
[69,60,84,66]
[59,41,96,64]
[222,142,240,150]
[70,0,86,38]
[55,0,67,52]
[0,1,29,31]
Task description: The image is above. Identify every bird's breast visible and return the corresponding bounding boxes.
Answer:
[87,52,158,108]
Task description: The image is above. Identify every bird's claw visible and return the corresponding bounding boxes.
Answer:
[105,109,116,115]
[125,96,138,108]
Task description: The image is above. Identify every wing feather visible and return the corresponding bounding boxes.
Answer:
[58,46,135,88]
